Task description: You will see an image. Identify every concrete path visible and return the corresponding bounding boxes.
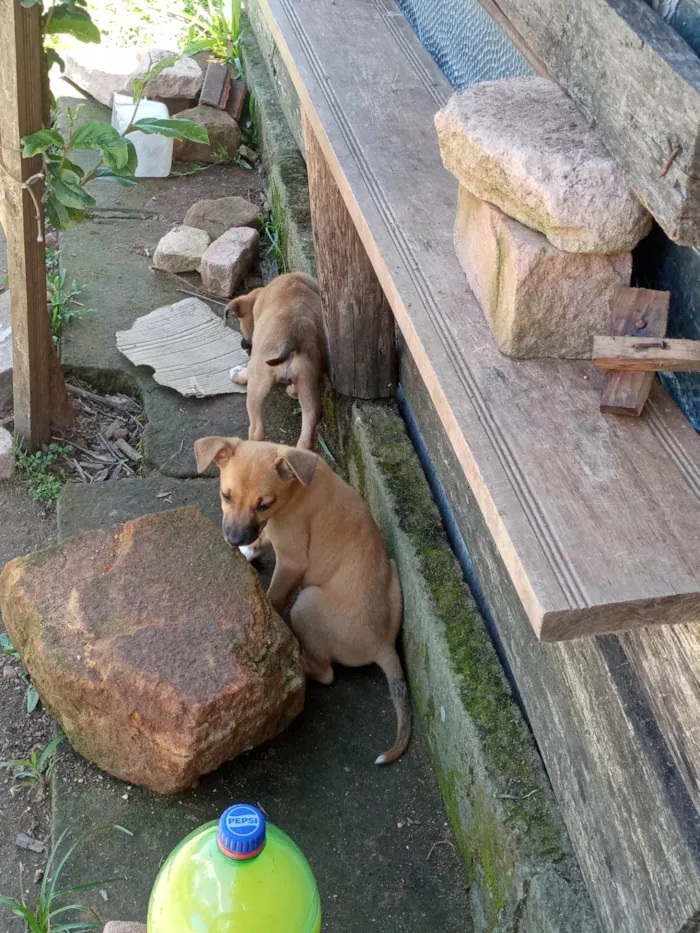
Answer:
[53,101,471,929]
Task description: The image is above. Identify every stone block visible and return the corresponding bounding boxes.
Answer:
[199,227,259,298]
[62,46,140,108]
[173,105,241,164]
[0,507,305,794]
[132,49,203,100]
[184,196,260,241]
[436,77,651,254]
[454,187,631,359]
[152,226,210,274]
[0,426,13,480]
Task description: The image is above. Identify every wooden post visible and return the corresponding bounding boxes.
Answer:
[303,113,397,399]
[0,0,73,448]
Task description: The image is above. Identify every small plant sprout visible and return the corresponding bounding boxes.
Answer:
[258,210,287,273]
[0,735,65,795]
[182,0,247,76]
[0,824,133,933]
[0,633,20,659]
[12,438,73,505]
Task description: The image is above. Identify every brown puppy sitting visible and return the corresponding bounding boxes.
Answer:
[227,273,325,451]
[194,436,411,765]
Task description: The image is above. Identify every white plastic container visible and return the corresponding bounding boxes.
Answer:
[111,94,173,178]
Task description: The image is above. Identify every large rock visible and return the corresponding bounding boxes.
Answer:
[0,507,305,794]
[455,186,631,359]
[199,227,260,298]
[173,105,241,164]
[184,196,261,241]
[152,225,210,274]
[132,49,203,100]
[436,77,651,254]
[0,290,11,411]
[0,427,13,481]
[62,46,140,108]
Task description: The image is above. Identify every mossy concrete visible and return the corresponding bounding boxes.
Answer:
[241,19,316,278]
[348,402,598,933]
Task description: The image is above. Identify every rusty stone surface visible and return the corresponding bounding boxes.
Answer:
[0,507,304,794]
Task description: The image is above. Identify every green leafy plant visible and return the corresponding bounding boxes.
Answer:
[0,633,20,659]
[0,735,65,794]
[13,439,73,504]
[240,90,258,150]
[47,266,93,344]
[182,0,247,76]
[0,824,132,933]
[258,210,287,273]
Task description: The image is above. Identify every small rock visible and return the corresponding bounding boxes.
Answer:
[16,833,45,854]
[0,507,304,794]
[113,428,130,441]
[173,105,241,164]
[153,225,210,274]
[0,426,13,481]
[199,227,260,299]
[238,144,259,164]
[3,664,17,680]
[184,196,260,240]
[132,48,203,100]
[435,77,652,254]
[0,291,12,412]
[454,186,631,359]
[103,924,147,933]
[62,46,140,108]
[33,868,44,884]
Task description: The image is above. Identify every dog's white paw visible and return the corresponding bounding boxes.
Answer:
[239,544,258,562]
[229,364,247,383]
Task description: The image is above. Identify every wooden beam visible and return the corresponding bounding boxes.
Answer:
[476,0,700,245]
[600,287,669,416]
[303,112,397,399]
[593,336,700,372]
[0,0,73,447]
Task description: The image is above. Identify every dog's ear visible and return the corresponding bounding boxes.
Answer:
[274,449,318,486]
[194,436,241,472]
[227,288,263,320]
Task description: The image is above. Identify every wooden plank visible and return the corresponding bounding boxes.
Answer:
[259,0,700,641]
[473,0,700,245]
[0,0,73,445]
[199,61,231,109]
[400,347,700,933]
[593,336,700,372]
[303,112,397,399]
[600,287,669,417]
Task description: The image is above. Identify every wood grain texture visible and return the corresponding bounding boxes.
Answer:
[600,287,669,416]
[0,0,73,446]
[199,61,231,109]
[259,0,700,640]
[475,0,700,244]
[304,112,397,399]
[400,347,700,933]
[594,336,700,372]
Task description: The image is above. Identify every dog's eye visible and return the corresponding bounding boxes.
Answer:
[221,490,232,502]
[256,499,274,512]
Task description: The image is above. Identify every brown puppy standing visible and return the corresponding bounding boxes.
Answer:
[228,273,325,451]
[194,436,411,765]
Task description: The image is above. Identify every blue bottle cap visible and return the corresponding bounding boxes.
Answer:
[217,804,266,860]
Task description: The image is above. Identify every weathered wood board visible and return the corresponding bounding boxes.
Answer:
[0,0,73,446]
[600,287,669,416]
[304,113,396,399]
[594,335,700,372]
[258,0,700,641]
[401,347,700,933]
[474,0,700,245]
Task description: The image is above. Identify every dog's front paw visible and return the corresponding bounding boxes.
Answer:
[230,364,248,385]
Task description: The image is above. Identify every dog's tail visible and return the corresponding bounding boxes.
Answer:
[266,338,295,366]
[375,648,412,765]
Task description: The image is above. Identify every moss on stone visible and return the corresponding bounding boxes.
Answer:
[351,403,567,865]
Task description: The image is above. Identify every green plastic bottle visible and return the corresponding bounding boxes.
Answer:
[147,804,322,932]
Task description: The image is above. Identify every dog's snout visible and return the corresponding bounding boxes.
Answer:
[241,337,252,354]
[222,519,258,547]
